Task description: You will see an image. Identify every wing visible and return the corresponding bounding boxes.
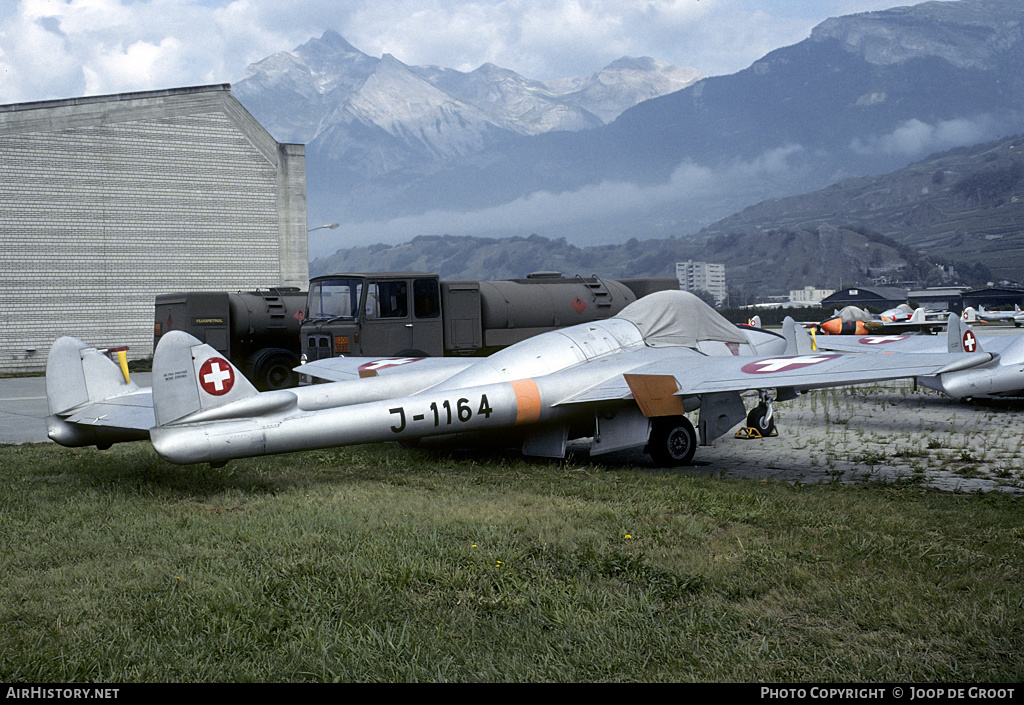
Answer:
[814,334,947,354]
[554,346,994,407]
[296,355,474,382]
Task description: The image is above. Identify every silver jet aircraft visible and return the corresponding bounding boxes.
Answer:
[46,291,992,467]
[962,304,1022,325]
[815,314,1024,400]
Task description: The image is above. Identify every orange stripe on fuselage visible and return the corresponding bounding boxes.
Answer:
[511,379,542,425]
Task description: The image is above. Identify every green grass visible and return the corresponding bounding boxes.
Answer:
[1,442,1021,682]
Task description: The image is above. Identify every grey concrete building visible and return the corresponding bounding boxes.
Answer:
[0,84,307,374]
[675,260,727,306]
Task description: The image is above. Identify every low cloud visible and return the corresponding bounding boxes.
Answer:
[0,0,902,104]
[310,144,808,256]
[849,116,1007,159]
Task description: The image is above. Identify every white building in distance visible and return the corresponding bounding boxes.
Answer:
[789,286,835,305]
[676,261,727,306]
[0,85,307,374]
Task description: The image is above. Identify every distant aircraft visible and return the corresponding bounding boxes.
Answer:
[815,315,1024,399]
[46,291,992,467]
[818,305,946,335]
[962,304,1022,325]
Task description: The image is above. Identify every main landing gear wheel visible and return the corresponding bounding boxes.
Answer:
[647,415,697,467]
[745,403,776,437]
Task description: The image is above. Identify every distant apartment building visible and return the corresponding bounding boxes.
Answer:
[0,84,307,374]
[789,286,835,305]
[676,261,727,306]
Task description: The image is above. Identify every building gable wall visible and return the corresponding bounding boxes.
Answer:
[0,85,307,373]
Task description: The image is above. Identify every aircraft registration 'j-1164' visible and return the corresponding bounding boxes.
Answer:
[45,291,993,468]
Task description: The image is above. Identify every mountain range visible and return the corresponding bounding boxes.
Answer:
[311,132,1021,295]
[233,32,700,177]
[234,0,1024,294]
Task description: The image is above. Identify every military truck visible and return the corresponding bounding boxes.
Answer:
[300,271,678,368]
[154,287,306,390]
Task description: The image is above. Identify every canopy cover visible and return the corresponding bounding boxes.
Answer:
[615,290,747,348]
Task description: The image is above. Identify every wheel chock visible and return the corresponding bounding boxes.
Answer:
[735,426,778,439]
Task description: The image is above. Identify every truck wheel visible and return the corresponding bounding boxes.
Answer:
[253,349,299,390]
[647,416,697,467]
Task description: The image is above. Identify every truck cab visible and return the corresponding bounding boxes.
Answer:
[302,273,445,362]
[300,271,677,373]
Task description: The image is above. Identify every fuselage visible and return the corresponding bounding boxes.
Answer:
[149,315,788,465]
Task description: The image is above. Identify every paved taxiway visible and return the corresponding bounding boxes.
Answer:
[3,328,1022,494]
[0,373,151,445]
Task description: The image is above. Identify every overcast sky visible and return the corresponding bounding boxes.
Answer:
[0,0,933,105]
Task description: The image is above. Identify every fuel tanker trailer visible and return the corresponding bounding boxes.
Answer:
[154,288,306,390]
[300,272,677,373]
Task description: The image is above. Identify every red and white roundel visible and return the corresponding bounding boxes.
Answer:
[962,330,977,352]
[741,354,840,374]
[859,335,909,345]
[357,357,423,373]
[199,357,235,396]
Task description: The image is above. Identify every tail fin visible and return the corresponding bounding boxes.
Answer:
[782,317,815,354]
[45,337,152,448]
[152,331,258,426]
[909,307,925,323]
[947,314,984,354]
[962,307,978,323]
[46,337,136,416]
[747,315,761,328]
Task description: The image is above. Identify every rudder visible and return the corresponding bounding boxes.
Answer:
[152,331,258,425]
[46,337,134,415]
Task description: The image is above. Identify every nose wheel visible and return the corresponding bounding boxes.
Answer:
[738,393,777,438]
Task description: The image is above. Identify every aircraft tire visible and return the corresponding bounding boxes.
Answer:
[746,405,776,436]
[647,416,697,467]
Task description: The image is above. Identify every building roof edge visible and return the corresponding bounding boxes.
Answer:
[0,84,232,114]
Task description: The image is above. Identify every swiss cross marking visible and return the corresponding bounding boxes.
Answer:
[357,357,423,373]
[199,357,235,396]
[962,330,977,352]
[741,354,840,374]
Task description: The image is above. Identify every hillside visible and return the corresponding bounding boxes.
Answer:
[309,225,976,301]
[312,133,1024,296]
[696,133,1024,282]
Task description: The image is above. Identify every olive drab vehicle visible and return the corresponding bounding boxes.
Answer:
[300,272,678,376]
[154,288,307,391]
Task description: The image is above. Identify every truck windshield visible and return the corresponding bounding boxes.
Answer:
[307,279,363,320]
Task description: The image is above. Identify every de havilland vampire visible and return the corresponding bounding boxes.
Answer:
[45,291,993,467]
[815,315,1024,400]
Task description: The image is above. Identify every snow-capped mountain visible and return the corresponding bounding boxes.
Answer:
[232,31,702,176]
